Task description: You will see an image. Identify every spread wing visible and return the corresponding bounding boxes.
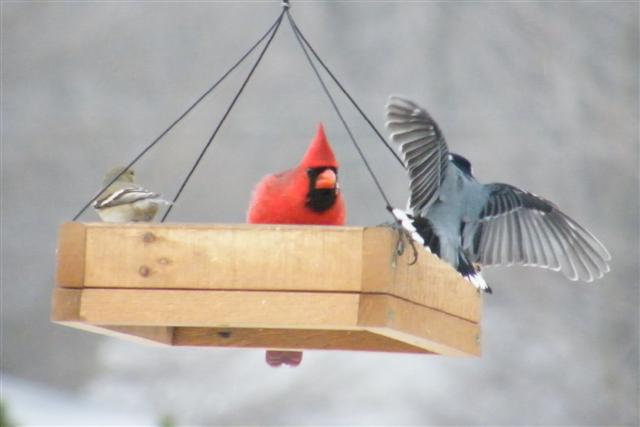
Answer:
[385,96,449,211]
[467,183,611,282]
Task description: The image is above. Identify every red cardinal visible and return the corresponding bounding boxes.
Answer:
[247,123,346,367]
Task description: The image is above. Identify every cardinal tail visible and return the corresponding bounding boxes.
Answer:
[265,350,303,367]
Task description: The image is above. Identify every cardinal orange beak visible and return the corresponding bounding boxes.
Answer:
[315,169,337,190]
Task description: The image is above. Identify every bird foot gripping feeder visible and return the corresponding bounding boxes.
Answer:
[53,222,481,356]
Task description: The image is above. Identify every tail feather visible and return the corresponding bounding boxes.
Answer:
[458,251,491,293]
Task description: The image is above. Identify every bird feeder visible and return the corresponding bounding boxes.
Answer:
[52,4,483,357]
[52,222,481,356]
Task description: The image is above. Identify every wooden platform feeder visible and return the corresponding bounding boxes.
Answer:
[52,222,481,356]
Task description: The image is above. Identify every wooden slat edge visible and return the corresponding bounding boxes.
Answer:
[52,288,172,345]
[358,294,480,356]
[173,327,432,353]
[57,322,172,346]
[56,222,86,288]
[100,325,174,345]
[73,289,362,328]
[51,288,82,321]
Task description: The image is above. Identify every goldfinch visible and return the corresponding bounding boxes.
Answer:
[93,167,171,223]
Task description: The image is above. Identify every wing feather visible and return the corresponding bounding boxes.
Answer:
[467,183,609,281]
[531,211,561,271]
[385,96,449,211]
[94,186,162,209]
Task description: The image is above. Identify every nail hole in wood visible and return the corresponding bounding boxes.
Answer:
[139,265,150,277]
[142,232,156,243]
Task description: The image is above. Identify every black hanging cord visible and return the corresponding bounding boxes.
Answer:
[161,10,285,222]
[285,10,394,212]
[287,15,404,168]
[71,13,283,221]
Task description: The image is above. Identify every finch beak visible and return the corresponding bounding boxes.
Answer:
[315,169,337,190]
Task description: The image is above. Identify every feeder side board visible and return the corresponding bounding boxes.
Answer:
[361,227,481,322]
[56,222,86,287]
[358,295,479,356]
[81,224,364,292]
[52,288,362,328]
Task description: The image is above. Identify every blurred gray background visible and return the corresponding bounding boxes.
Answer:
[2,1,638,425]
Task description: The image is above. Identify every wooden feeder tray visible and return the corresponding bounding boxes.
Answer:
[52,223,481,356]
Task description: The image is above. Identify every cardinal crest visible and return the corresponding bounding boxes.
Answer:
[299,123,338,169]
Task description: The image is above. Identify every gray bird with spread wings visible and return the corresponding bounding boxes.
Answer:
[386,96,610,292]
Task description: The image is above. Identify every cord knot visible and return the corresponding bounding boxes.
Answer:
[282,0,290,10]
